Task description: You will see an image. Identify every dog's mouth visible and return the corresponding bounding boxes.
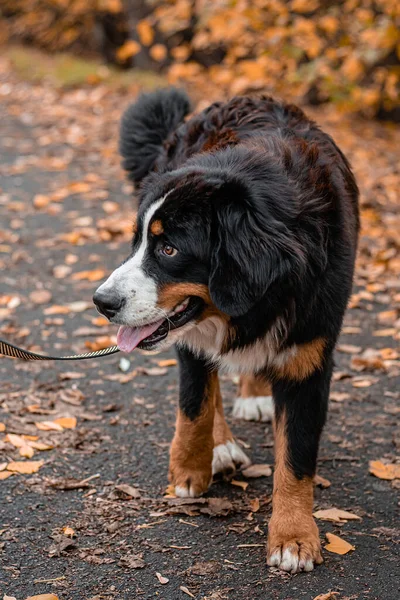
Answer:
[116,297,204,352]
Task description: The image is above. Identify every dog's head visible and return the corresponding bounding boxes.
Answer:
[93,161,307,353]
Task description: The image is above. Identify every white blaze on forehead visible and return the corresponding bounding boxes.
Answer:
[95,194,168,325]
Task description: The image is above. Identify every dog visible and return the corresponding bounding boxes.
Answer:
[93,88,359,573]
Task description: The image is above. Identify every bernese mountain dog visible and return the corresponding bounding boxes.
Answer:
[93,88,359,573]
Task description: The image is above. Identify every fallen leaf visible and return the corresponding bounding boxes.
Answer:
[314,474,331,488]
[115,483,141,498]
[249,497,260,512]
[0,472,14,480]
[230,479,249,490]
[62,526,75,537]
[71,269,106,282]
[119,553,145,569]
[29,290,52,304]
[313,593,340,600]
[35,421,63,432]
[156,572,169,584]
[329,391,350,403]
[7,460,44,474]
[313,508,361,523]
[180,586,195,598]
[242,464,272,478]
[54,417,77,429]
[3,595,17,600]
[337,344,362,354]
[369,460,400,480]
[138,366,167,376]
[325,532,355,555]
[157,359,177,367]
[85,336,115,351]
[0,423,5,432]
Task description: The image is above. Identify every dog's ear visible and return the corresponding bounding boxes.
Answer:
[209,187,303,317]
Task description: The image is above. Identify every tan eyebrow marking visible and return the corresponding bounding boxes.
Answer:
[150,219,164,235]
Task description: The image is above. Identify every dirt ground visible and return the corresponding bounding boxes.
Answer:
[0,54,399,600]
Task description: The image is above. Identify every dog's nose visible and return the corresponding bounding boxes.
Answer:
[93,290,125,320]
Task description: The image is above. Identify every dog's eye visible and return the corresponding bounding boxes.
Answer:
[161,244,178,257]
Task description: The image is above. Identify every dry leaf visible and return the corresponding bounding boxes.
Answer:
[314,474,331,488]
[155,572,169,585]
[35,421,63,432]
[0,472,14,480]
[29,290,52,304]
[242,464,272,478]
[369,460,400,480]
[62,526,75,537]
[249,497,260,512]
[54,417,77,429]
[85,336,115,351]
[313,508,361,523]
[230,479,249,490]
[71,269,106,282]
[329,392,350,403]
[4,595,17,600]
[7,460,44,474]
[157,359,177,367]
[325,532,355,555]
[313,593,339,600]
[0,422,6,432]
[115,483,141,498]
[180,586,195,598]
[337,344,362,354]
[25,595,59,600]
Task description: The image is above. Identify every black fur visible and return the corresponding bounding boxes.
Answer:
[120,87,191,184]
[118,91,359,482]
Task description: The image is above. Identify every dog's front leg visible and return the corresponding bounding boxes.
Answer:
[267,360,332,573]
[169,345,215,498]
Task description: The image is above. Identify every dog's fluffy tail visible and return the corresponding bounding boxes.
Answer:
[119,87,191,184]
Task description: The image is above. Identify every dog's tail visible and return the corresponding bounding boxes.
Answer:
[119,87,191,184]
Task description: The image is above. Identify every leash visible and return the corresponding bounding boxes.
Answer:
[0,339,120,361]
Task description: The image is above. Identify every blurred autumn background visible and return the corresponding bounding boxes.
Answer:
[0,0,399,119]
[0,2,399,599]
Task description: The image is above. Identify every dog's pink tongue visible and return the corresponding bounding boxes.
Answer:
[117,320,164,353]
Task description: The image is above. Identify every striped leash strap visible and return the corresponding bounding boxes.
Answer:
[0,339,120,361]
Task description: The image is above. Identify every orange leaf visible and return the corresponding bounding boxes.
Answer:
[313,508,361,523]
[71,269,106,282]
[230,479,249,490]
[157,359,177,367]
[54,417,77,430]
[7,460,44,474]
[369,460,400,480]
[116,40,141,62]
[0,422,5,432]
[137,20,154,46]
[325,532,355,555]
[35,421,63,432]
[0,471,14,480]
[26,595,59,600]
[63,526,75,537]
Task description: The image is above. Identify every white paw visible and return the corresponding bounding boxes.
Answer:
[267,547,314,573]
[212,440,251,476]
[175,484,199,498]
[232,396,274,422]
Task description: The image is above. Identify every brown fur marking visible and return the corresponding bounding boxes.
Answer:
[212,373,234,447]
[150,219,164,235]
[276,337,326,381]
[239,375,272,398]
[158,282,211,311]
[169,371,235,495]
[267,411,323,567]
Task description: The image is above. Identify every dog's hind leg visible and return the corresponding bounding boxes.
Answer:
[232,375,274,422]
[212,374,251,477]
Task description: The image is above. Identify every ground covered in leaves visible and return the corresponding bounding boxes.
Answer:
[0,52,399,600]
